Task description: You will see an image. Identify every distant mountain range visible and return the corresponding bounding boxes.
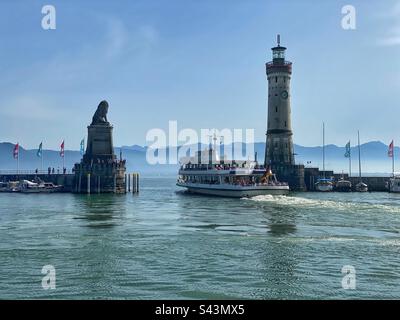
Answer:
[0,141,397,175]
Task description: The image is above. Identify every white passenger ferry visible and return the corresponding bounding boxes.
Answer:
[177,148,289,198]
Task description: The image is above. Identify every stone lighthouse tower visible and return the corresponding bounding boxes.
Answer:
[265,35,294,166]
[264,35,305,190]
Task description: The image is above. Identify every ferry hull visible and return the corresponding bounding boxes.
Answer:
[177,183,289,198]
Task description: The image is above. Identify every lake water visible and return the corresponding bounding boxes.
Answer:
[1,176,400,299]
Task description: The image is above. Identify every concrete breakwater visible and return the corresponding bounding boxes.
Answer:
[305,168,390,192]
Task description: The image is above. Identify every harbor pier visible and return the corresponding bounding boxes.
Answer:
[0,172,75,192]
[304,168,390,192]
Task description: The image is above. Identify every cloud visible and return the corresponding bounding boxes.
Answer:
[377,2,400,46]
[102,16,158,59]
[378,36,400,46]
[105,18,128,58]
[0,95,68,121]
[0,15,160,116]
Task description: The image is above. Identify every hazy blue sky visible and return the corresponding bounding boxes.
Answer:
[0,0,399,150]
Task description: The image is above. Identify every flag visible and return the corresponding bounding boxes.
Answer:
[37,142,43,158]
[60,140,65,158]
[388,140,394,158]
[80,139,85,155]
[344,141,351,158]
[13,143,19,159]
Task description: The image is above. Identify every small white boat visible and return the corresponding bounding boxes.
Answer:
[335,177,352,192]
[20,180,62,193]
[315,178,334,192]
[355,182,368,192]
[0,181,21,192]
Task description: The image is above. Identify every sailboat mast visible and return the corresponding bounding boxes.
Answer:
[393,140,395,177]
[323,122,325,178]
[349,145,352,178]
[358,130,362,182]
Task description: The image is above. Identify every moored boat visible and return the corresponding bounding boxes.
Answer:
[315,178,334,192]
[355,182,368,192]
[335,177,352,192]
[19,180,63,193]
[0,181,21,192]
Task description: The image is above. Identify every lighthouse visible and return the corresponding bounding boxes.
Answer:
[265,35,294,166]
[264,35,305,190]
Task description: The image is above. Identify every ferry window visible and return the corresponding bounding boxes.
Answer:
[275,76,278,83]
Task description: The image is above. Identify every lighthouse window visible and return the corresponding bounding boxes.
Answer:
[285,121,287,127]
[275,106,278,112]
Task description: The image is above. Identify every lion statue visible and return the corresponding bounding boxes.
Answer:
[91,100,109,125]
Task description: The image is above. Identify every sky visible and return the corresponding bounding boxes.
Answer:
[0,0,399,150]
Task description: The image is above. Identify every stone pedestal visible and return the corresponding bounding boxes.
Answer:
[74,161,126,194]
[74,122,126,194]
[84,124,115,162]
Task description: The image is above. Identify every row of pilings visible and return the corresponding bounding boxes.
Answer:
[76,172,140,194]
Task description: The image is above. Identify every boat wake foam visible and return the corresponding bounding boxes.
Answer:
[243,194,400,214]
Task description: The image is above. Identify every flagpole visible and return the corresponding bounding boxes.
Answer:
[358,130,362,183]
[63,140,65,174]
[349,143,352,178]
[393,140,395,177]
[40,142,43,173]
[17,150,19,175]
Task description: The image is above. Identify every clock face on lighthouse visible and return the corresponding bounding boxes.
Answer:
[281,90,289,99]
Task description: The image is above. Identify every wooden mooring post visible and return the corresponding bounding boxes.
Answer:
[87,173,91,194]
[132,173,139,193]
